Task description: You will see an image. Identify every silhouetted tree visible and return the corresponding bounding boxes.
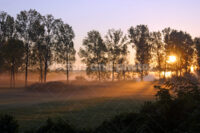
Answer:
[0,11,16,74]
[55,19,76,82]
[42,15,57,82]
[105,29,129,81]
[0,39,25,87]
[195,37,200,74]
[151,31,165,79]
[128,25,151,81]
[30,17,45,83]
[79,30,107,81]
[0,11,15,41]
[163,29,194,75]
[16,9,42,86]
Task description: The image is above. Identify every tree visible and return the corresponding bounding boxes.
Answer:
[30,17,45,83]
[194,37,200,74]
[151,31,165,79]
[163,29,194,75]
[128,25,152,81]
[105,29,129,81]
[16,9,42,87]
[0,11,15,73]
[0,39,25,88]
[79,30,107,81]
[42,14,57,82]
[55,19,76,82]
[0,11,15,41]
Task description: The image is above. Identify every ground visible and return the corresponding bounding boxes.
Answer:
[0,80,157,132]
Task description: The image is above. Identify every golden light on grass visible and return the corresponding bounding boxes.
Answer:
[167,55,176,63]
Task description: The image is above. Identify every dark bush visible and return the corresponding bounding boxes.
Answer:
[36,118,76,133]
[0,114,19,133]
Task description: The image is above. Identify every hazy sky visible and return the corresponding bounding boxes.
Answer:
[1,0,200,64]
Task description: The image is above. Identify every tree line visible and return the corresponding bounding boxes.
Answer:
[0,9,75,87]
[1,9,200,87]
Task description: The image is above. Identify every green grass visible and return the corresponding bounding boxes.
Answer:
[0,97,150,132]
[0,81,156,132]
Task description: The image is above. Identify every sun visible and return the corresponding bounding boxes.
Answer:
[167,56,176,63]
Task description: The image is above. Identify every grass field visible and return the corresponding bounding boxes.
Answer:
[0,80,157,132]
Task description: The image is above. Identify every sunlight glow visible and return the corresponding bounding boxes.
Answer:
[190,66,194,73]
[167,56,176,63]
[162,71,172,78]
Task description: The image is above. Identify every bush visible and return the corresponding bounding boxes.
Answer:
[35,118,76,133]
[0,114,19,133]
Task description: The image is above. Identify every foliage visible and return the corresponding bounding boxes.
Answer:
[0,11,15,41]
[0,39,25,87]
[16,9,43,86]
[195,37,200,73]
[105,29,129,80]
[54,19,76,81]
[79,30,107,80]
[165,73,200,99]
[163,28,195,74]
[150,31,165,79]
[128,25,152,81]
[93,77,200,133]
[0,114,19,133]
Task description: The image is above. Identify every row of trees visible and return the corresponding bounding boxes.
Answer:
[1,9,200,86]
[80,25,199,81]
[0,10,75,87]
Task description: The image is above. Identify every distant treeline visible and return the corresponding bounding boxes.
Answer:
[0,9,200,87]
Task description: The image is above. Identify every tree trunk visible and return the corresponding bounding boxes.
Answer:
[123,69,126,80]
[66,64,69,82]
[13,63,15,88]
[10,64,15,88]
[44,59,47,83]
[25,43,29,87]
[164,59,167,79]
[66,52,69,83]
[40,62,43,83]
[10,68,13,88]
[98,63,101,81]
[158,69,161,80]
[112,61,114,81]
[44,46,49,83]
[140,65,144,81]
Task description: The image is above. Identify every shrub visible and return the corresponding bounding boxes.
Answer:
[0,114,19,133]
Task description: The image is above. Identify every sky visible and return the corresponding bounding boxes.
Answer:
[1,0,200,65]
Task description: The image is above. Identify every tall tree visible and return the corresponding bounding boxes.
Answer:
[42,15,57,82]
[30,17,45,83]
[0,39,25,87]
[105,29,129,81]
[163,29,194,75]
[79,30,107,81]
[151,31,165,79]
[16,9,42,86]
[0,11,15,73]
[55,20,76,82]
[128,25,152,81]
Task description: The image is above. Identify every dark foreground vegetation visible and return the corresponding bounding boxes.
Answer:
[0,74,200,133]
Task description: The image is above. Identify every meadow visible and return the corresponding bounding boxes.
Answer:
[0,75,157,132]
